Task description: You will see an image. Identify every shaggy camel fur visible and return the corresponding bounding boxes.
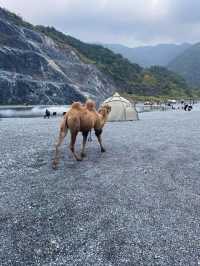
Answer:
[52,100,111,168]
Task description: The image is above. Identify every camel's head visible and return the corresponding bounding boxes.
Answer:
[85,100,96,111]
[98,104,111,117]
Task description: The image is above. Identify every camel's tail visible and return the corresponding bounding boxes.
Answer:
[61,113,69,133]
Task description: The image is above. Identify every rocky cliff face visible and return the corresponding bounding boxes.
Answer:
[0,8,116,104]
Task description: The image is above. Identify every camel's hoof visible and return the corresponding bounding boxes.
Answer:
[76,156,83,161]
[101,148,106,153]
[52,160,58,170]
[81,152,86,158]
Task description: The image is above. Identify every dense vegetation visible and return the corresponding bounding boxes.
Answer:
[36,26,195,98]
[0,7,34,29]
[168,43,200,88]
[36,26,143,88]
[0,7,199,99]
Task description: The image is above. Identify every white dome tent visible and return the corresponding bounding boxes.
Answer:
[103,92,139,122]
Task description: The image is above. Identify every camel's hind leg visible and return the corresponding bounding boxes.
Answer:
[69,130,82,161]
[52,125,68,169]
[81,131,89,158]
[95,129,106,152]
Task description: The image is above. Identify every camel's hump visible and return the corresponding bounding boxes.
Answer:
[71,102,82,110]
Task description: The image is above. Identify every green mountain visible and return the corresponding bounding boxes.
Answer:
[35,27,193,98]
[103,43,191,67]
[0,7,196,104]
[168,43,200,88]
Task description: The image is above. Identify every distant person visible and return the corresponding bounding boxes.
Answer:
[184,104,188,111]
[53,112,57,117]
[188,105,193,111]
[44,109,50,118]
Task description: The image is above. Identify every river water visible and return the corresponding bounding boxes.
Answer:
[0,105,70,118]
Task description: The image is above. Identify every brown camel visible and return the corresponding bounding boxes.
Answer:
[52,100,111,168]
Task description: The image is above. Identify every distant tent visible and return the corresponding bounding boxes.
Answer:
[103,92,139,122]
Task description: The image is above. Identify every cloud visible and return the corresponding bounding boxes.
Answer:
[1,0,200,46]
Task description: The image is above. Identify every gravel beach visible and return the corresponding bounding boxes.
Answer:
[0,110,200,265]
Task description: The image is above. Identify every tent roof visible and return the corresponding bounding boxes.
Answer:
[104,92,130,104]
[103,92,138,121]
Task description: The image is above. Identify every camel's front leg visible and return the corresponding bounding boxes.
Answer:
[81,131,89,158]
[70,130,82,161]
[95,129,106,152]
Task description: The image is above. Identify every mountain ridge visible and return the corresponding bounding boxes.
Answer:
[103,43,191,67]
[0,7,196,104]
[0,7,117,104]
[168,43,200,88]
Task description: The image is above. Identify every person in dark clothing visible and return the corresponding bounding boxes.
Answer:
[184,104,188,111]
[188,105,193,111]
[44,109,50,118]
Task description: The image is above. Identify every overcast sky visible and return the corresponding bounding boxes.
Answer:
[1,0,200,47]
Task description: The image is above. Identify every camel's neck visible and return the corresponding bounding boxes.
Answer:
[100,113,109,125]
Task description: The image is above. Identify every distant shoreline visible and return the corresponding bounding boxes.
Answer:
[0,105,70,118]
